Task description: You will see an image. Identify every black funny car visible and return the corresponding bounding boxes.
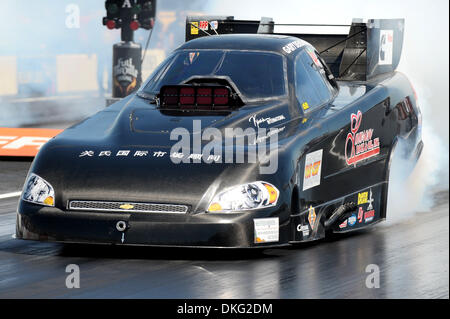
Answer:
[16,18,423,248]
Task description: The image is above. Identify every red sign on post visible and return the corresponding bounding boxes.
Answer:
[0,128,63,157]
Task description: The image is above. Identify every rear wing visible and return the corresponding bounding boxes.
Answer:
[185,16,404,81]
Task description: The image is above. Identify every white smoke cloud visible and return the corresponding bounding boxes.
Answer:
[387,94,448,223]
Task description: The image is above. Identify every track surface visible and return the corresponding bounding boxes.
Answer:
[0,160,448,298]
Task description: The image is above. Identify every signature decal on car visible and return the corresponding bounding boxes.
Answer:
[345,110,380,166]
[248,114,286,128]
[250,126,285,145]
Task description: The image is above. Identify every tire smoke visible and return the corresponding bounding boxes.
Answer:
[387,95,449,224]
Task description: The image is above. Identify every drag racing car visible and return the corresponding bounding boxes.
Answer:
[16,18,423,248]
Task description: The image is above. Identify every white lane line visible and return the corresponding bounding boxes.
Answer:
[0,191,21,199]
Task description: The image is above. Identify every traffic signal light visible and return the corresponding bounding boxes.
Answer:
[102,0,122,29]
[137,0,156,30]
[102,0,156,31]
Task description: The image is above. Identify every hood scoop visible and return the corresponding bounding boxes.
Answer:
[131,84,243,134]
[159,84,240,110]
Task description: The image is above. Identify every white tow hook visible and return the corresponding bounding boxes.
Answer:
[116,221,128,244]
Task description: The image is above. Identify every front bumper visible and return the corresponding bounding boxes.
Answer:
[16,201,290,248]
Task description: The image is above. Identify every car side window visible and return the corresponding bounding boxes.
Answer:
[295,49,333,111]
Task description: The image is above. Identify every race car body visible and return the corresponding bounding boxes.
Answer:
[16,18,423,248]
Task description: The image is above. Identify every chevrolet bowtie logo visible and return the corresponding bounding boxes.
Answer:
[119,204,134,210]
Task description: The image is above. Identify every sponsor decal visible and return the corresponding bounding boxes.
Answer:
[282,39,303,54]
[297,224,310,237]
[134,150,148,157]
[79,150,94,157]
[367,188,374,210]
[171,152,220,162]
[358,207,364,223]
[190,21,198,35]
[345,110,380,166]
[206,154,221,162]
[348,214,357,226]
[249,114,286,128]
[339,219,348,229]
[187,153,202,160]
[117,150,131,156]
[188,52,199,64]
[171,152,184,159]
[0,128,62,157]
[358,191,368,205]
[210,21,218,30]
[379,30,394,65]
[254,217,279,243]
[78,149,223,162]
[364,209,375,223]
[303,149,323,191]
[199,20,208,31]
[308,205,317,230]
[153,151,167,157]
[99,151,112,157]
[306,47,321,68]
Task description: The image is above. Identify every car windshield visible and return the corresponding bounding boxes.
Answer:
[142,50,286,100]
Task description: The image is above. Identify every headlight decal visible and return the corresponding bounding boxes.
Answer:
[22,173,55,207]
[207,181,279,213]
